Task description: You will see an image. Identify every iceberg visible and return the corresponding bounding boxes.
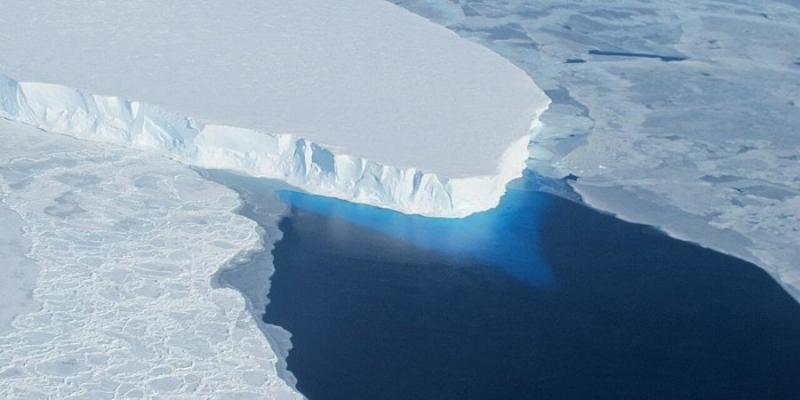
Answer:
[0,0,549,217]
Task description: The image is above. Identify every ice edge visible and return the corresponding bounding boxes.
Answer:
[0,73,550,218]
[207,199,303,396]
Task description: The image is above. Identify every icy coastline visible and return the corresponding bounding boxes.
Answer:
[0,119,302,398]
[0,74,546,218]
[204,170,302,393]
[0,1,552,397]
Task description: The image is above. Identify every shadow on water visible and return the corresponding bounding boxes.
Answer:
[261,171,800,400]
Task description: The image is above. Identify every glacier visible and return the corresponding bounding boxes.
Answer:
[0,0,549,218]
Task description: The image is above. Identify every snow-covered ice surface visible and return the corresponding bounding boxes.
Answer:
[392,0,800,299]
[0,0,549,217]
[0,119,301,399]
[0,205,39,331]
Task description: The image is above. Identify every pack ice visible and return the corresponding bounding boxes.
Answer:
[390,0,800,300]
[0,119,303,398]
[0,0,549,217]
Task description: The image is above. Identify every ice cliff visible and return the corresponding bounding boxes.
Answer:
[0,0,549,218]
[0,74,548,217]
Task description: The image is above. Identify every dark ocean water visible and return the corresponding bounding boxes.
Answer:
[243,172,800,400]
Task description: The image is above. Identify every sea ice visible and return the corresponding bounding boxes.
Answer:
[0,206,39,331]
[0,119,301,399]
[393,0,800,300]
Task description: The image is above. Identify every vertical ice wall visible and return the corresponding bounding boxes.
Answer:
[0,74,548,217]
[0,0,550,218]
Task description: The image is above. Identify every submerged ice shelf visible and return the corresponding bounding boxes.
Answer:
[0,0,549,218]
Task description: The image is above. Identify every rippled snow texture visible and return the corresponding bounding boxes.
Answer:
[0,120,301,399]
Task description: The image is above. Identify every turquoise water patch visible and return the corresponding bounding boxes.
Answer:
[276,179,555,287]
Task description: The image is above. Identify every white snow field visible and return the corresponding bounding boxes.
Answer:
[0,206,39,331]
[0,0,549,218]
[393,0,800,301]
[0,119,301,399]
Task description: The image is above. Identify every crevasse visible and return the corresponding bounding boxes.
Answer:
[0,73,548,217]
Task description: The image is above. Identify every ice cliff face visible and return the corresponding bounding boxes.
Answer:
[0,0,551,217]
[0,73,548,218]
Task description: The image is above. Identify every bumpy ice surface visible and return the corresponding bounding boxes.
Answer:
[0,206,39,331]
[0,120,301,399]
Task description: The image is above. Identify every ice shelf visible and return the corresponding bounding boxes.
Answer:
[0,0,549,217]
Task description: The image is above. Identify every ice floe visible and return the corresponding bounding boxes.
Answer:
[0,120,301,399]
[394,0,800,300]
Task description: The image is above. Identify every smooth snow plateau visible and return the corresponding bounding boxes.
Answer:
[0,0,549,217]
